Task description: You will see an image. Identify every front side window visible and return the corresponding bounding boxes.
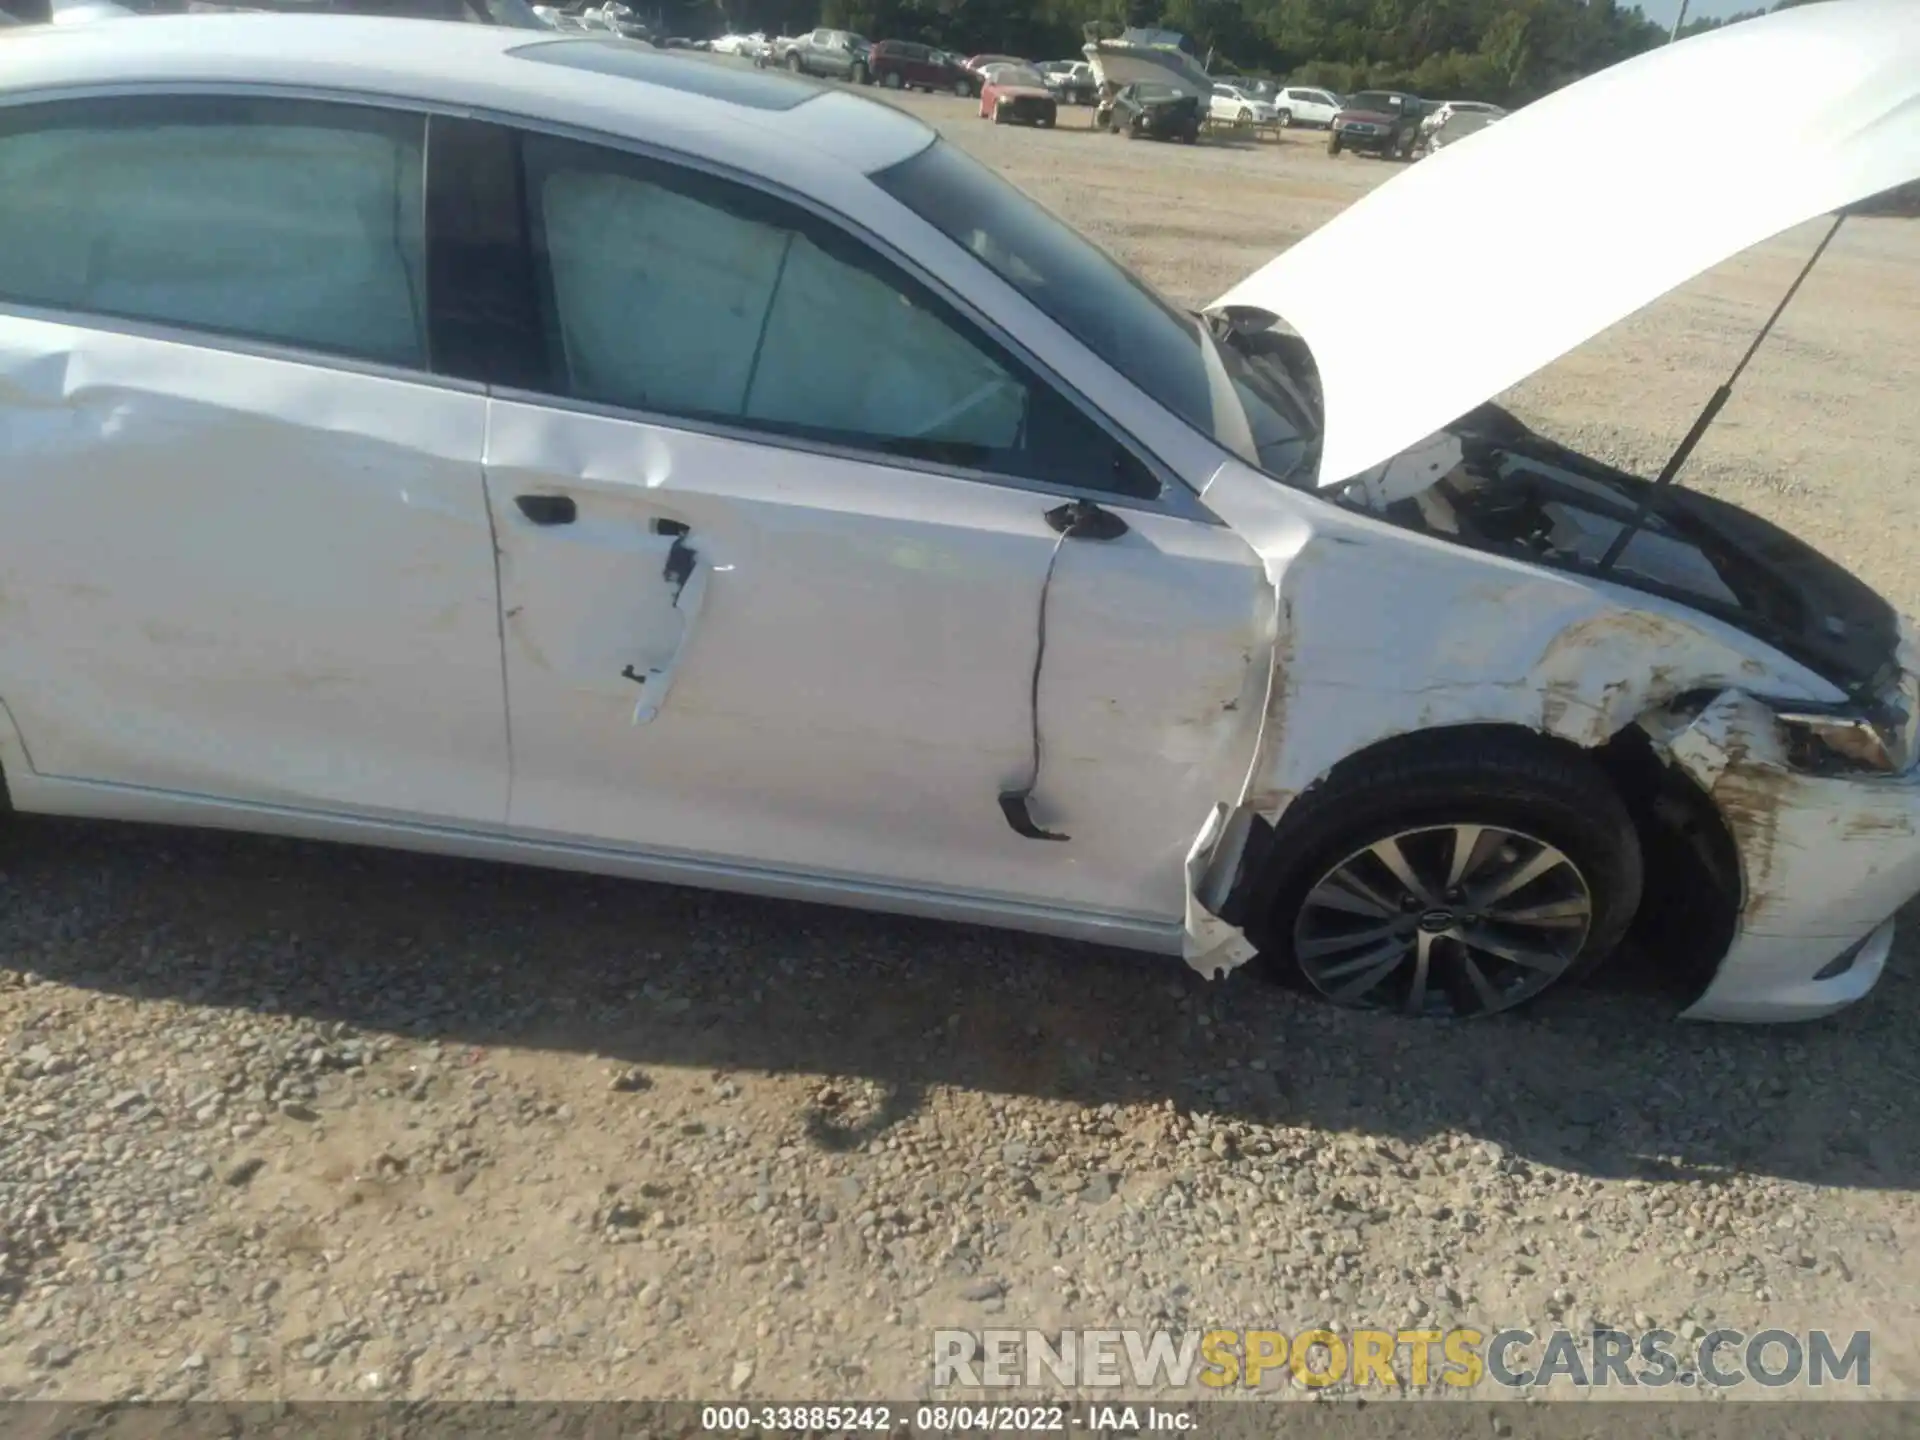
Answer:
[520,133,1156,498]
[0,95,425,366]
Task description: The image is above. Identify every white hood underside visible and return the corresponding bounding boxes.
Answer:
[1209,0,1920,487]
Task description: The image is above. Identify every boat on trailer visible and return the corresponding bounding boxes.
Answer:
[1082,24,1212,99]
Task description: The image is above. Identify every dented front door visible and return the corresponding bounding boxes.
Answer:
[484,395,1272,926]
[484,397,1078,899]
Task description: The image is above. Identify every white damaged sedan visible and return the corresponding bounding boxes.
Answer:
[0,4,1915,1023]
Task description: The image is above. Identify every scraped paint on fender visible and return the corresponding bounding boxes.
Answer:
[1174,456,1849,978]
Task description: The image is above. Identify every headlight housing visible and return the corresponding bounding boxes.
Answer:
[1775,669,1920,775]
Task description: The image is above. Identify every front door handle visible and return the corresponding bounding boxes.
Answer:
[515,494,577,526]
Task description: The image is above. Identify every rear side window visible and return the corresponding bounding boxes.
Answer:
[0,95,426,367]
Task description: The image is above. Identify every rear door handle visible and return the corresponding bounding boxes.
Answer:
[515,494,576,526]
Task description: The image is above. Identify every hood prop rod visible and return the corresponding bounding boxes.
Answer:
[1596,213,1844,575]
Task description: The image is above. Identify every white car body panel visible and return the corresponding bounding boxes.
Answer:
[1195,454,1845,805]
[1211,0,1920,485]
[0,12,1916,1026]
[0,314,509,824]
[1190,457,1920,1021]
[484,394,1269,922]
[0,697,1182,952]
[1640,688,1920,1021]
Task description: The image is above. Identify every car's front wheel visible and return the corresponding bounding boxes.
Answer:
[1276,108,1292,127]
[1256,732,1644,1019]
[882,70,903,89]
[785,53,803,73]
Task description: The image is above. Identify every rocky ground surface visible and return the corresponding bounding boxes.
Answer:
[2,81,1918,1405]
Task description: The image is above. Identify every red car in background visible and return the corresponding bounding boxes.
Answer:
[977,60,1058,126]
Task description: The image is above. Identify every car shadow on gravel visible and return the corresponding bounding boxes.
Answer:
[5,817,1916,1195]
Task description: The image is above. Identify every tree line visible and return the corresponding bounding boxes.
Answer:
[701,0,1826,107]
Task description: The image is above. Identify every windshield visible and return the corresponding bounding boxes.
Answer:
[1135,82,1180,101]
[874,139,1314,483]
[995,66,1046,85]
[1346,92,1406,112]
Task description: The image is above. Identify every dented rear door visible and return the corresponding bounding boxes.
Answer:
[0,95,508,824]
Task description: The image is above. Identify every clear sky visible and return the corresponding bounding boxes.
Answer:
[1633,0,1768,27]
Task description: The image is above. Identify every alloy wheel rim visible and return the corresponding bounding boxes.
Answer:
[1291,824,1593,1018]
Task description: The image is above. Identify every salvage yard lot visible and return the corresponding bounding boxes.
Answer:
[2,79,1918,1401]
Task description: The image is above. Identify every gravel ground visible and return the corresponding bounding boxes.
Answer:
[3,83,1919,1404]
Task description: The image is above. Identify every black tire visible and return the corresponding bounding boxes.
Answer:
[850,62,869,85]
[785,52,803,73]
[1328,132,1343,155]
[1276,108,1292,127]
[954,78,971,97]
[882,70,903,89]
[1252,730,1644,1019]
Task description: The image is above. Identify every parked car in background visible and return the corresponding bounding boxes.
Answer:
[1328,90,1425,157]
[564,1,648,38]
[1210,82,1279,125]
[709,30,764,55]
[1272,84,1342,127]
[978,61,1056,126]
[963,51,1021,87]
[1426,99,1505,128]
[870,39,973,94]
[777,26,870,83]
[1037,59,1096,105]
[1105,80,1201,142]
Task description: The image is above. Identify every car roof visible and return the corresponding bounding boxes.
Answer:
[0,15,934,179]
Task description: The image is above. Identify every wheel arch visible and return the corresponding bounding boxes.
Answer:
[1247,719,1741,1003]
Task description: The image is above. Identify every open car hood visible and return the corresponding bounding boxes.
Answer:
[1208,0,1920,488]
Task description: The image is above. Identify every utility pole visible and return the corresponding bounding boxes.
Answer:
[1669,0,1691,41]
